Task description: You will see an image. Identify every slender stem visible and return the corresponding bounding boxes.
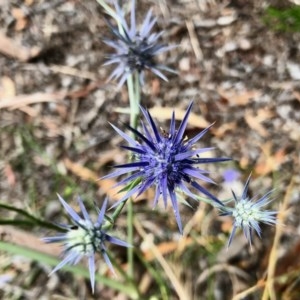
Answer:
[96,0,119,22]
[261,177,293,300]
[126,72,141,278]
[0,241,139,299]
[134,71,141,113]
[103,178,142,231]
[126,196,134,277]
[97,0,141,281]
[111,201,127,223]
[127,74,140,128]
[127,75,136,278]
[0,202,63,231]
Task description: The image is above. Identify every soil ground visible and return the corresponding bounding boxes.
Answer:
[0,0,300,299]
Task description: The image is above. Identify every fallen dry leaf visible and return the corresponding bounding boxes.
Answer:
[17,106,39,117]
[244,108,274,137]
[48,65,97,81]
[3,163,16,187]
[293,90,300,103]
[239,156,250,169]
[96,149,122,168]
[143,237,193,261]
[0,92,66,110]
[64,157,154,204]
[149,106,209,128]
[255,142,286,175]
[0,31,41,62]
[11,8,26,20]
[63,158,126,202]
[0,226,61,257]
[211,121,237,138]
[11,8,28,31]
[151,78,160,96]
[63,158,98,182]
[218,88,261,106]
[0,76,16,98]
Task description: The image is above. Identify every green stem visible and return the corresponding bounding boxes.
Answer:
[0,202,63,231]
[102,73,140,277]
[97,0,141,282]
[111,201,127,223]
[127,74,140,128]
[134,71,141,113]
[96,0,119,21]
[0,241,139,299]
[103,178,141,231]
[127,197,134,277]
[126,72,141,278]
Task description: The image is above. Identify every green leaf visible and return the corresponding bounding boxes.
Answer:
[263,6,300,32]
[0,241,139,299]
[0,202,62,231]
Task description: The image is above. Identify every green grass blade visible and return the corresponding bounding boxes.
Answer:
[0,202,63,231]
[135,250,169,300]
[0,241,139,299]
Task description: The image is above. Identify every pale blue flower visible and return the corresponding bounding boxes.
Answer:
[43,195,129,293]
[104,0,175,87]
[220,174,277,247]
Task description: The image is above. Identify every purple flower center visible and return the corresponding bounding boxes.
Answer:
[126,37,155,72]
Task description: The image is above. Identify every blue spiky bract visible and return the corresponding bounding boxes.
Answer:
[104,102,230,233]
[220,174,277,248]
[104,0,175,88]
[42,195,129,294]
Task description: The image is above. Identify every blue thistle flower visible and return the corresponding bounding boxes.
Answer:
[220,174,277,248]
[103,0,175,87]
[43,195,129,294]
[104,102,230,233]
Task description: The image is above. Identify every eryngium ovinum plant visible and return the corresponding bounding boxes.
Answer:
[43,0,278,295]
[103,0,176,87]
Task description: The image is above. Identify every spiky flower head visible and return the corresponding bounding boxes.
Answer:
[104,102,230,233]
[103,0,175,87]
[43,195,129,294]
[220,174,277,248]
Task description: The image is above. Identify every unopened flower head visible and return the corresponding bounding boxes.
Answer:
[104,102,230,233]
[43,195,129,294]
[104,0,175,87]
[221,174,277,247]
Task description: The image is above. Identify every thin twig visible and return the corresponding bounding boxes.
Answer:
[261,177,294,300]
[185,20,203,62]
[48,65,98,81]
[134,218,191,300]
[0,32,41,62]
[232,280,265,300]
